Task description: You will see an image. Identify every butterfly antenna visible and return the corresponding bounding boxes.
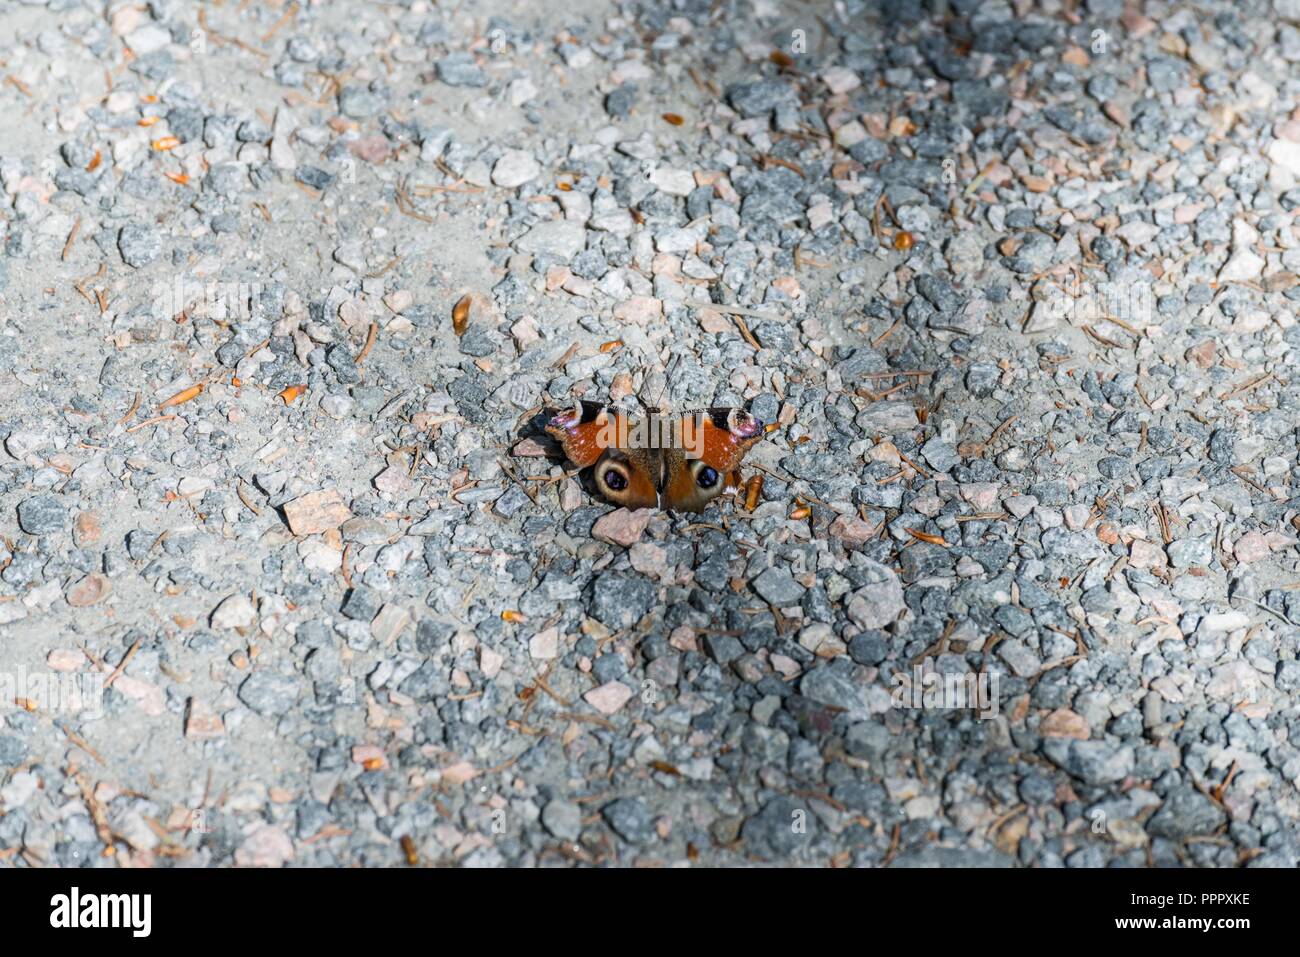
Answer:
[637,366,670,415]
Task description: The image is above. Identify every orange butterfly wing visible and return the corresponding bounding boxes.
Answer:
[662,408,764,512]
[545,401,658,509]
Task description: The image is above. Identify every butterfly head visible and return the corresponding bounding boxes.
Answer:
[722,408,764,441]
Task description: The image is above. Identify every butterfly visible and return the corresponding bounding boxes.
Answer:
[545,400,765,512]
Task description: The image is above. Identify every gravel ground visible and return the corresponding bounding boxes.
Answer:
[0,0,1299,869]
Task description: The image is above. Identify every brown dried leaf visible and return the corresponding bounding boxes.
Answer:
[159,383,203,409]
[452,294,471,336]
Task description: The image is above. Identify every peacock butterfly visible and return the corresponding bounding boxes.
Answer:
[545,400,765,512]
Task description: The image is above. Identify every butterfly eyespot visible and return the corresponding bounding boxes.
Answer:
[603,468,628,491]
[696,466,719,489]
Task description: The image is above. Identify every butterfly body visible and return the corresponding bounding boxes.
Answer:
[545,401,765,512]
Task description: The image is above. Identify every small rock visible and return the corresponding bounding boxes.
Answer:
[584,680,634,714]
[66,574,111,608]
[830,513,876,547]
[515,220,587,259]
[601,797,654,843]
[801,666,870,722]
[1146,787,1226,840]
[211,594,257,630]
[751,566,806,605]
[1040,708,1090,739]
[118,222,161,268]
[589,573,656,629]
[237,670,301,715]
[1233,531,1270,564]
[591,508,653,547]
[541,799,582,841]
[920,437,960,474]
[612,296,663,325]
[234,824,295,867]
[845,561,905,628]
[17,495,67,535]
[1041,739,1133,784]
[283,489,353,535]
[371,604,411,644]
[997,639,1040,677]
[436,51,486,87]
[492,149,540,188]
[529,628,560,660]
[185,699,225,740]
[73,512,101,546]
